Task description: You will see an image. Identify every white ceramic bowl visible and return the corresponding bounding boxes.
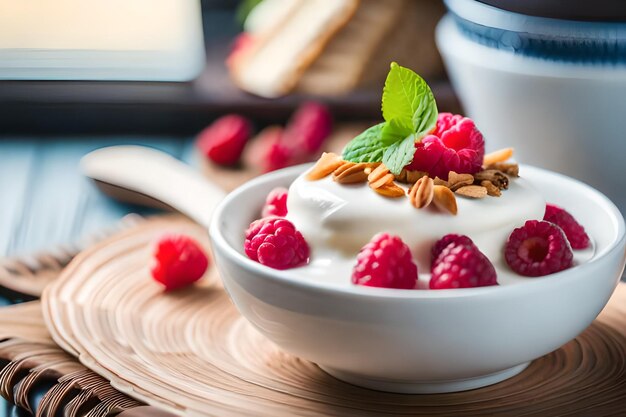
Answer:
[209,165,626,393]
[436,5,626,212]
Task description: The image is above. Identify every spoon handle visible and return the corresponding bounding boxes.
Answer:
[81,146,225,228]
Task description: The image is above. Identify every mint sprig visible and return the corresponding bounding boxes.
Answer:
[342,62,438,175]
[341,123,387,162]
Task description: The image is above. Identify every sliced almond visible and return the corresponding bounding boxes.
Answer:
[406,170,428,184]
[433,185,457,215]
[483,148,514,166]
[374,182,405,198]
[433,177,449,187]
[396,169,427,184]
[447,171,474,191]
[363,162,381,176]
[481,180,501,197]
[367,163,390,183]
[456,185,488,199]
[332,161,356,176]
[408,177,434,209]
[369,173,395,190]
[333,163,368,184]
[306,152,343,181]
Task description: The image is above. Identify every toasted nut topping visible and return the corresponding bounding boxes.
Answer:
[433,185,457,215]
[396,169,428,184]
[374,183,406,198]
[333,161,356,176]
[456,185,488,199]
[370,173,395,190]
[366,163,404,198]
[483,148,514,166]
[433,177,449,187]
[474,169,509,190]
[368,164,390,183]
[447,171,475,191]
[306,152,343,181]
[481,180,501,197]
[408,177,434,209]
[333,162,369,184]
[363,162,381,176]
[487,162,519,177]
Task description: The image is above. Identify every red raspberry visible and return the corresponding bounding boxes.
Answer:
[505,220,574,277]
[151,235,209,291]
[244,103,332,172]
[244,217,309,269]
[261,187,288,217]
[352,233,418,289]
[197,115,252,166]
[430,244,497,289]
[405,113,485,180]
[226,33,254,68]
[244,126,292,173]
[431,234,475,265]
[543,204,590,250]
[284,102,333,154]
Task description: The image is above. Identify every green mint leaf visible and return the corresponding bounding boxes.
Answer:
[381,118,413,144]
[382,62,438,138]
[414,93,438,138]
[342,123,387,163]
[382,134,417,176]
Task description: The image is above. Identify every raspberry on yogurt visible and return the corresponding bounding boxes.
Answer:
[431,234,476,265]
[505,220,574,277]
[244,217,309,269]
[544,204,590,250]
[262,187,289,218]
[405,113,485,180]
[430,242,497,289]
[352,233,418,289]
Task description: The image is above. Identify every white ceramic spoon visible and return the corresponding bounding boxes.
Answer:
[80,145,225,229]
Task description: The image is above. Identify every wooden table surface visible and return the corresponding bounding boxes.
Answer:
[0,137,197,258]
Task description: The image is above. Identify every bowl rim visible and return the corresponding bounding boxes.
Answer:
[209,164,626,300]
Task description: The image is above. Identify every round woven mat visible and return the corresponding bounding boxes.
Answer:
[42,216,626,416]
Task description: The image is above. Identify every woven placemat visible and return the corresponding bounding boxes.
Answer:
[0,302,148,417]
[0,214,159,416]
[41,216,626,417]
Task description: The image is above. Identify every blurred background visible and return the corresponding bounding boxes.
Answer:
[0,0,457,259]
[1,0,625,260]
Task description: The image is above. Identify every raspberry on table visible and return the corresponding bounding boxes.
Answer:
[544,204,590,250]
[262,187,288,218]
[244,126,292,173]
[505,220,574,277]
[244,103,332,172]
[196,114,252,166]
[352,233,418,289]
[244,217,309,269]
[284,102,333,154]
[151,234,209,291]
[430,243,497,289]
[226,33,254,68]
[404,113,485,180]
[431,234,475,265]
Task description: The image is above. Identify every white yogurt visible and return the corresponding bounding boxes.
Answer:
[286,170,558,287]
